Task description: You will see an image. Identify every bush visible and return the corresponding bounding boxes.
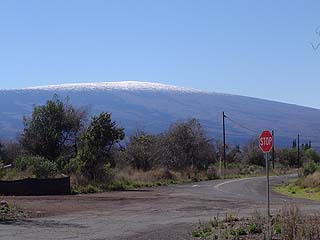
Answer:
[33,158,58,178]
[72,184,103,194]
[0,201,28,221]
[305,149,320,163]
[0,161,5,179]
[302,162,318,177]
[235,227,246,236]
[103,162,115,183]
[107,179,142,191]
[299,171,320,188]
[248,223,263,234]
[15,156,35,171]
[206,165,218,180]
[15,156,57,178]
[65,156,84,174]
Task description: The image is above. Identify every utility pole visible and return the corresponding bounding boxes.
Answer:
[297,134,300,166]
[222,112,226,169]
[272,130,275,169]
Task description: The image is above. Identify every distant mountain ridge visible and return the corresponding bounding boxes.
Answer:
[0,81,319,149]
[22,81,203,93]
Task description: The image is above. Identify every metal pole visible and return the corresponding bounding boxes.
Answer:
[272,130,275,169]
[266,152,270,240]
[219,156,222,177]
[222,112,226,169]
[297,134,300,166]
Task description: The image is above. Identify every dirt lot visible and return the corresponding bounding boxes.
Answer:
[1,175,320,240]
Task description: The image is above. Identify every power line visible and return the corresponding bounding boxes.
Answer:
[225,115,259,134]
[221,112,320,153]
[225,132,257,137]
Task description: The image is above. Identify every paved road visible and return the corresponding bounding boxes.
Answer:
[1,175,320,240]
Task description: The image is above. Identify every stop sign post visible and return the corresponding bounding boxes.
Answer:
[259,130,273,240]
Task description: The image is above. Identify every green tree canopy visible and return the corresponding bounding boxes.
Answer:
[124,133,158,171]
[20,96,86,162]
[160,119,215,170]
[78,112,125,180]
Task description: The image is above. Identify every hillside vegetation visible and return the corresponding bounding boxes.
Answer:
[0,96,319,193]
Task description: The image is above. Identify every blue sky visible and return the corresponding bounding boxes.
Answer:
[0,0,320,108]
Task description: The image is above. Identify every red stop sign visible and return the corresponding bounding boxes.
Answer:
[259,130,273,153]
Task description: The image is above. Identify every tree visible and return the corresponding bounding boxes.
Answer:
[242,138,264,166]
[227,145,242,163]
[0,141,23,165]
[20,96,86,166]
[0,142,4,162]
[277,148,298,167]
[78,112,125,180]
[305,148,320,163]
[159,119,216,170]
[124,133,158,171]
[292,139,297,149]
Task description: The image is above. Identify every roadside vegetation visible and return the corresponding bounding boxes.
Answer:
[275,160,320,201]
[192,205,320,240]
[0,95,318,194]
[0,200,29,222]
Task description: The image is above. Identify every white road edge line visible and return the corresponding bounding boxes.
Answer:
[214,175,296,198]
[214,176,266,196]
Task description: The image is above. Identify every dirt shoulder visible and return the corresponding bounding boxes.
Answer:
[2,189,163,218]
[1,175,319,240]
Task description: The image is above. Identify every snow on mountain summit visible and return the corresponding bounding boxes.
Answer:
[24,81,204,93]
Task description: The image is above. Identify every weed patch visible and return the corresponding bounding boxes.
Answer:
[0,201,29,221]
[192,205,320,240]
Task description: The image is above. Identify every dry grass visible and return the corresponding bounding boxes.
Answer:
[113,166,209,186]
[1,169,34,181]
[192,205,320,240]
[299,171,320,189]
[114,167,177,183]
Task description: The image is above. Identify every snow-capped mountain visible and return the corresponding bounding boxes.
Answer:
[0,81,319,149]
[23,81,203,93]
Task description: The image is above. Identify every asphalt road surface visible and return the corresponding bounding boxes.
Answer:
[1,174,320,240]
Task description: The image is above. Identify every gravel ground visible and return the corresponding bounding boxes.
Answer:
[1,174,319,240]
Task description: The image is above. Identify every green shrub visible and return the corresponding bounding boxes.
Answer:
[103,162,114,182]
[107,179,142,191]
[192,220,214,238]
[274,223,281,234]
[33,158,58,178]
[0,161,5,179]
[303,162,318,177]
[66,156,84,174]
[72,184,102,194]
[15,156,57,178]
[225,213,238,222]
[305,149,320,163]
[248,223,263,234]
[15,156,36,171]
[0,201,28,221]
[206,165,218,180]
[236,227,247,235]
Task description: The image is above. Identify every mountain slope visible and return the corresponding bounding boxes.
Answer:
[0,81,319,148]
